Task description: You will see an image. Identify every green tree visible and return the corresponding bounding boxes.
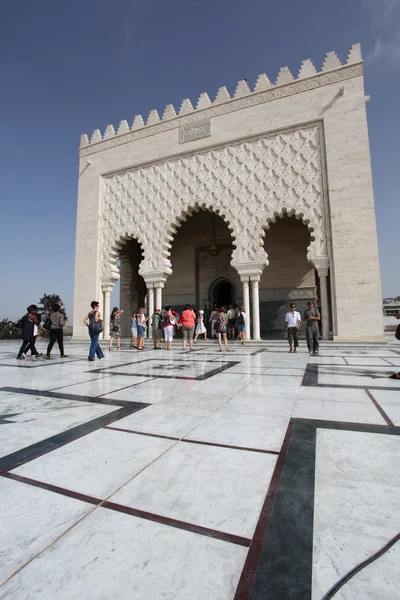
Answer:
[0,318,21,340]
[38,294,68,325]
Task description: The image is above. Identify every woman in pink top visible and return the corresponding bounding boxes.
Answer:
[178,304,196,352]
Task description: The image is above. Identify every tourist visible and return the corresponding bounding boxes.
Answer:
[227,304,237,340]
[237,307,247,344]
[151,308,163,349]
[303,300,321,356]
[179,304,196,351]
[83,301,104,361]
[209,305,219,339]
[137,307,148,350]
[46,304,68,359]
[284,303,301,353]
[163,305,176,351]
[389,311,400,379]
[17,305,43,360]
[109,306,124,351]
[130,311,138,348]
[217,306,229,352]
[194,309,207,343]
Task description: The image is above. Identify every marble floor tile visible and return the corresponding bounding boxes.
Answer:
[185,409,289,452]
[111,442,277,537]
[0,507,248,600]
[369,389,400,425]
[313,428,400,600]
[0,392,117,458]
[292,398,386,424]
[0,477,94,585]
[51,375,154,396]
[315,429,400,487]
[226,393,296,418]
[115,404,212,438]
[13,427,175,498]
[296,386,371,403]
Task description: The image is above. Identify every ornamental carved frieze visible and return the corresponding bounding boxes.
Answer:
[101,122,330,278]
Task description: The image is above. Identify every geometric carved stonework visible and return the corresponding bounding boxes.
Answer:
[101,121,330,278]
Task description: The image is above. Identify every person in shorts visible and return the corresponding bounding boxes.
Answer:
[151,308,163,349]
[284,303,301,353]
[163,306,176,351]
[136,307,148,351]
[303,301,320,356]
[237,307,247,344]
[109,306,124,351]
[130,311,138,348]
[179,304,196,352]
[227,305,237,340]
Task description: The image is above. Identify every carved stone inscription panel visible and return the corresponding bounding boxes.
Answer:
[101,122,330,277]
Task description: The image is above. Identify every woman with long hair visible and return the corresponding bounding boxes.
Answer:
[137,307,148,350]
[194,310,207,344]
[109,306,124,351]
[217,306,229,352]
[162,305,176,351]
[130,310,138,348]
[46,304,67,359]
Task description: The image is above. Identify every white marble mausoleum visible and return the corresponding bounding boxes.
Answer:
[73,43,384,341]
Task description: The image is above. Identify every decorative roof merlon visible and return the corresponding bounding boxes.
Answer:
[81,43,363,147]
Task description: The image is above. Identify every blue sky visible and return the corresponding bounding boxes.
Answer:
[0,0,398,321]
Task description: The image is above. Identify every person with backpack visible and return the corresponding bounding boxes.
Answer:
[83,301,104,361]
[237,307,247,345]
[45,304,68,359]
[151,308,163,349]
[163,305,176,351]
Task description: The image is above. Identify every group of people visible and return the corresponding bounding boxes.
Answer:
[284,300,321,355]
[16,304,67,360]
[127,304,248,352]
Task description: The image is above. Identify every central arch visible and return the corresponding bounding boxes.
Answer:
[162,209,241,311]
[209,277,236,307]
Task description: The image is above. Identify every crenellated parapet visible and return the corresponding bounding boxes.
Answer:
[80,44,363,154]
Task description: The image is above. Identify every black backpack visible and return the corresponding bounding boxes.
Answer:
[238,313,245,326]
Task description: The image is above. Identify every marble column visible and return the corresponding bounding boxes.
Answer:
[241,276,251,340]
[147,285,154,339]
[318,268,330,340]
[102,286,112,340]
[250,276,261,341]
[312,258,330,341]
[155,285,163,311]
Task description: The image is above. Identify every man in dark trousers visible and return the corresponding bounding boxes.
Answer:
[17,305,43,359]
[303,300,321,356]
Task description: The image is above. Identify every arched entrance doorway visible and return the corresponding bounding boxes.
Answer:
[117,238,146,335]
[210,278,235,307]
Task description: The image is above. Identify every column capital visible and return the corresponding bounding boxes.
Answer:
[240,275,250,284]
[141,271,169,287]
[311,257,330,272]
[101,276,118,292]
[250,275,261,283]
[232,262,265,278]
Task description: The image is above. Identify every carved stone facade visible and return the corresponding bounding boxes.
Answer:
[73,44,384,341]
[101,122,328,278]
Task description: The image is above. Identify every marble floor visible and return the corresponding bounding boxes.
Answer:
[0,338,399,600]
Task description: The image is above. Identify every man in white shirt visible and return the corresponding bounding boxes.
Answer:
[284,303,301,353]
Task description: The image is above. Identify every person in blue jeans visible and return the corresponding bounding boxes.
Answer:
[83,301,104,361]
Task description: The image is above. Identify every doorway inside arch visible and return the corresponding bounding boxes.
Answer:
[210,279,234,308]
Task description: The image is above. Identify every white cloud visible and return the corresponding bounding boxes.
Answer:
[366,32,400,69]
[365,0,400,69]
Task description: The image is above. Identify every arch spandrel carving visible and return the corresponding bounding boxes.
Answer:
[101,122,330,278]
